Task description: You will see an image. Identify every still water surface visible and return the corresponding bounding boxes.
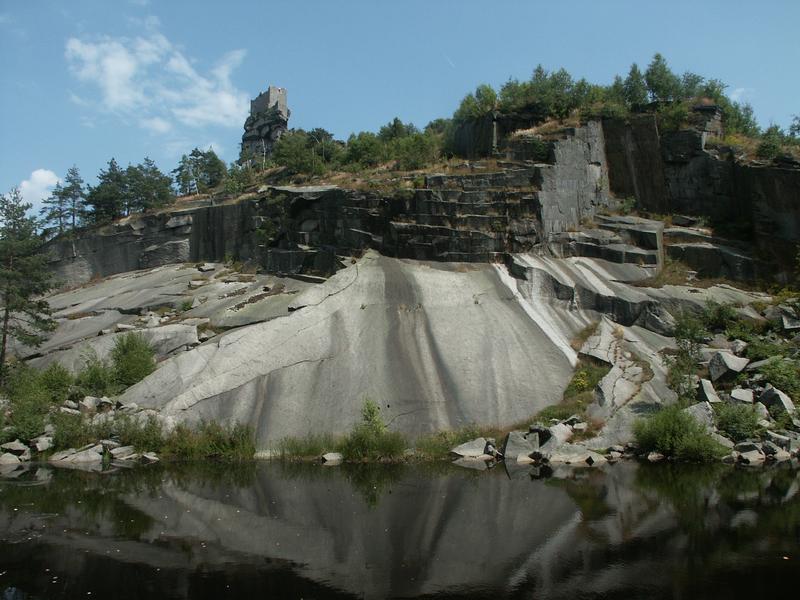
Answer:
[0,460,799,599]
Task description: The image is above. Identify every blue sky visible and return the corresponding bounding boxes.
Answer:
[1,0,798,213]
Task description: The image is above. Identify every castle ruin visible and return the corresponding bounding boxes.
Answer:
[240,85,289,163]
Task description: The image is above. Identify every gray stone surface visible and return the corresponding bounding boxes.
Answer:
[731,388,754,404]
[683,401,715,431]
[120,254,581,451]
[709,352,749,381]
[502,431,536,463]
[698,379,722,403]
[760,386,796,415]
[451,438,488,459]
[0,453,20,465]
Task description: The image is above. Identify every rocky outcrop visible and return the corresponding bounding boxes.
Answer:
[240,85,289,162]
[603,109,800,280]
[45,122,615,289]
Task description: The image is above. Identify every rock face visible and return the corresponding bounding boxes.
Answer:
[120,252,581,450]
[240,85,289,162]
[603,109,800,280]
[45,122,613,289]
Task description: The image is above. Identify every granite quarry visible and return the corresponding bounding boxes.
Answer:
[4,85,800,472]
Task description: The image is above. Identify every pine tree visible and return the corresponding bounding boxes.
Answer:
[0,188,56,379]
[644,53,681,102]
[623,63,649,107]
[39,182,69,236]
[85,158,126,223]
[172,154,198,196]
[126,158,173,213]
[61,166,86,230]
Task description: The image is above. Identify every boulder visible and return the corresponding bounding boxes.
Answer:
[115,323,137,332]
[754,402,769,420]
[697,379,721,404]
[710,432,735,449]
[321,452,343,464]
[110,445,135,459]
[48,449,77,462]
[197,263,216,273]
[647,452,665,462]
[450,438,487,458]
[760,386,796,415]
[0,453,20,465]
[766,430,791,449]
[32,436,52,453]
[502,431,537,464]
[141,452,160,463]
[100,439,121,451]
[762,440,791,461]
[79,396,98,414]
[731,388,754,404]
[738,448,765,464]
[546,443,607,466]
[709,352,749,381]
[730,339,748,356]
[96,397,114,412]
[683,401,715,432]
[64,445,104,463]
[1,440,29,455]
[540,423,573,453]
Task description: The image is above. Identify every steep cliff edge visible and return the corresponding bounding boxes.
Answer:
[45,121,613,289]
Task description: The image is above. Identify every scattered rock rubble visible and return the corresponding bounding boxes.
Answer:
[0,394,169,476]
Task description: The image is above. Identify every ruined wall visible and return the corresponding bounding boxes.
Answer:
[240,86,290,162]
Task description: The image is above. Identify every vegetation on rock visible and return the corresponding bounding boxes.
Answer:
[634,405,727,461]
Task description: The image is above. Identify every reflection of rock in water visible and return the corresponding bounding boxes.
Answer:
[121,464,578,598]
[3,463,800,599]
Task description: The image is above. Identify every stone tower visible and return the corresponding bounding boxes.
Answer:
[240,85,290,163]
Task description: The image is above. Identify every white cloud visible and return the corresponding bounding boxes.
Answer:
[140,116,172,133]
[65,23,249,135]
[19,169,60,214]
[729,87,754,103]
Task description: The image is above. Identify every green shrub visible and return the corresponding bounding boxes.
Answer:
[51,411,97,449]
[339,399,407,461]
[180,299,193,312]
[564,361,609,397]
[743,337,788,361]
[634,404,726,462]
[701,301,737,332]
[674,311,707,346]
[162,421,255,460]
[665,349,699,406]
[274,433,338,459]
[657,102,690,132]
[111,333,155,387]
[415,425,486,459]
[75,351,116,396]
[764,361,800,397]
[39,363,74,404]
[4,366,53,441]
[715,403,760,442]
[758,358,800,399]
[115,414,164,451]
